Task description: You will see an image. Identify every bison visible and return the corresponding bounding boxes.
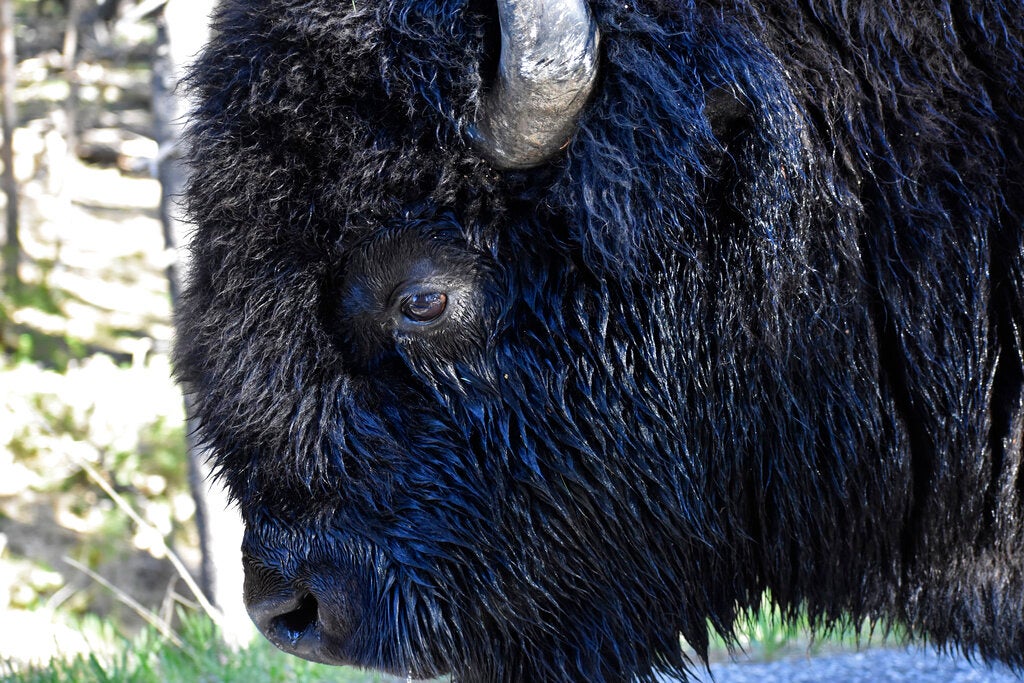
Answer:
[173,0,1024,680]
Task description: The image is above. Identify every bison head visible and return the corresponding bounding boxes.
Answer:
[175,0,1024,680]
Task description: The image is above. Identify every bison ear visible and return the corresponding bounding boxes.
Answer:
[704,85,751,146]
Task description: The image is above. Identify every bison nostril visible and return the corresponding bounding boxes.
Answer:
[246,590,330,662]
[273,592,319,644]
[242,554,360,665]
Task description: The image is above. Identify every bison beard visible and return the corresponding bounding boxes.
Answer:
[174,0,1024,681]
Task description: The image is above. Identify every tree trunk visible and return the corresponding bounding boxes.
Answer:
[0,0,18,293]
[151,0,252,646]
[61,0,81,154]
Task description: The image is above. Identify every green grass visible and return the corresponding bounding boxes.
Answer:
[1,604,894,683]
[0,613,412,683]
[713,601,890,663]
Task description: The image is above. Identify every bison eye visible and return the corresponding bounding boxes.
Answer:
[399,290,448,323]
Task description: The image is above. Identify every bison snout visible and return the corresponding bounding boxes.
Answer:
[243,555,358,666]
[246,590,327,661]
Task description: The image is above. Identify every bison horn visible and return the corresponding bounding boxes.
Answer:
[468,0,600,169]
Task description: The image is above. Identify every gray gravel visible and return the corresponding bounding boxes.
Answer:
[678,648,1021,683]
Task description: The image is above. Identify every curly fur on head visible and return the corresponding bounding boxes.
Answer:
[175,0,1024,680]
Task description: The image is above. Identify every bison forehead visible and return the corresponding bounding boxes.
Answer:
[185,0,501,228]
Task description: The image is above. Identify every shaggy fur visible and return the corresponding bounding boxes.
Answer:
[175,0,1024,680]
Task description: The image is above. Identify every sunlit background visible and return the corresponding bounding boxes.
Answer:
[0,0,255,675]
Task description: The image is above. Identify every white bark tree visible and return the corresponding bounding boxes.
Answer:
[150,0,253,646]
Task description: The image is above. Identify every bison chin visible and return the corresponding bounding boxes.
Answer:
[241,533,452,680]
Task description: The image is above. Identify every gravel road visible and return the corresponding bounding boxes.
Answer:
[682,648,1021,683]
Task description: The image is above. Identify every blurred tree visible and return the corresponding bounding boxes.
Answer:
[150,0,253,647]
[1,0,18,293]
[61,0,81,152]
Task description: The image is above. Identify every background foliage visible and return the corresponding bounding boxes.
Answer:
[0,0,199,668]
